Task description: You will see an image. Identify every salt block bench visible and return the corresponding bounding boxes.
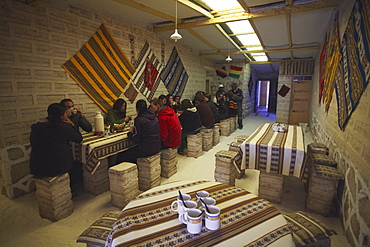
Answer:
[33,173,73,222]
[160,147,178,178]
[77,211,120,247]
[283,211,337,247]
[136,152,161,191]
[108,162,141,209]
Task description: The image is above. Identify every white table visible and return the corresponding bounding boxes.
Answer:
[106,180,295,247]
[71,130,135,174]
[235,123,307,181]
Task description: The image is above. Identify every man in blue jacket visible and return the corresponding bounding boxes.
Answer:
[116,99,161,164]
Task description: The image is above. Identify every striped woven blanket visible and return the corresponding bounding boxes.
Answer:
[106,180,294,247]
[71,131,135,174]
[62,23,135,113]
[237,123,307,181]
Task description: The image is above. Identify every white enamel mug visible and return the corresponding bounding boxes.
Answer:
[170,193,191,214]
[180,208,203,234]
[205,205,221,231]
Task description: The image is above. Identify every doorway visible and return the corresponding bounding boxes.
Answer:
[256,80,270,116]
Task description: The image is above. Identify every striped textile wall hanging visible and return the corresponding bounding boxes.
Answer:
[334,0,370,130]
[62,23,135,113]
[130,41,163,101]
[160,47,189,97]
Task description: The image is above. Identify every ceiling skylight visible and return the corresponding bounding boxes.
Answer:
[200,0,268,62]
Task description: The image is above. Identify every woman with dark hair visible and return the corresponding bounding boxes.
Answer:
[166,94,176,111]
[204,93,219,123]
[106,98,132,124]
[178,99,202,155]
[29,103,83,178]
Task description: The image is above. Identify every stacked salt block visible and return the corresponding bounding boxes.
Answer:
[228,141,242,152]
[136,152,161,191]
[235,135,249,143]
[201,128,213,151]
[83,158,110,195]
[213,124,220,146]
[306,164,343,216]
[229,116,236,133]
[108,162,141,209]
[258,171,284,204]
[34,173,73,221]
[160,148,178,178]
[220,118,230,136]
[305,143,335,190]
[214,150,238,186]
[187,132,203,158]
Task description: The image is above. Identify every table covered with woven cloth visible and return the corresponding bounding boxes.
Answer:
[234,123,307,181]
[71,129,135,174]
[105,180,294,247]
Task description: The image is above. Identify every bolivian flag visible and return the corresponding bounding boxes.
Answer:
[229,66,243,79]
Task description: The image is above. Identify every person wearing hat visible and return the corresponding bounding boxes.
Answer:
[215,84,226,102]
[228,82,244,129]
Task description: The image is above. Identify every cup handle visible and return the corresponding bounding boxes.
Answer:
[171,201,179,212]
[179,212,188,224]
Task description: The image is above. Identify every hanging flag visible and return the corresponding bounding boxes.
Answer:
[229,65,243,79]
[216,66,227,80]
[160,47,189,97]
[130,41,163,101]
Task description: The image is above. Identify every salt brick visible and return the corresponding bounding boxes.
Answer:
[161,148,178,160]
[38,199,73,222]
[258,172,284,204]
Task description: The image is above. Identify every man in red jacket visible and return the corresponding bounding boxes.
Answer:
[150,98,182,149]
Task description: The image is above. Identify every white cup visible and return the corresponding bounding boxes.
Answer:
[199,197,216,210]
[205,205,221,231]
[196,190,209,208]
[171,193,191,214]
[180,208,203,234]
[196,191,209,200]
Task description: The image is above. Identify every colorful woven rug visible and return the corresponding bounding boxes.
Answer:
[130,41,163,101]
[160,47,188,97]
[62,23,135,113]
[334,0,370,130]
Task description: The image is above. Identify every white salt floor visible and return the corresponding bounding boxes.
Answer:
[0,114,350,246]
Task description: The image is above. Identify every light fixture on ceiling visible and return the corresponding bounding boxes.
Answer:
[226,43,232,62]
[170,0,182,42]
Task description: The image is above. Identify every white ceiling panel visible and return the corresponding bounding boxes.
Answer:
[244,0,283,8]
[291,8,334,45]
[252,15,289,47]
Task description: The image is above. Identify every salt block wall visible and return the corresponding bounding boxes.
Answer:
[309,0,370,245]
[0,0,218,198]
[0,0,254,199]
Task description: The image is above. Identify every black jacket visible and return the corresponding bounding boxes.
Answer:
[30,122,82,177]
[179,107,202,136]
[128,108,160,156]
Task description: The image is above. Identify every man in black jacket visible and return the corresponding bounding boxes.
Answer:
[228,82,244,129]
[116,99,161,164]
[60,99,92,133]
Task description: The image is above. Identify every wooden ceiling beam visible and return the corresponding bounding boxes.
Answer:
[178,0,213,19]
[154,0,339,32]
[237,0,250,12]
[200,44,320,56]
